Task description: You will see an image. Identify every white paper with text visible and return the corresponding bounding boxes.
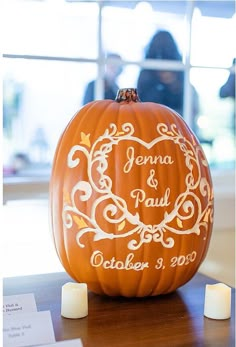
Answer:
[3,293,37,315]
[3,310,56,347]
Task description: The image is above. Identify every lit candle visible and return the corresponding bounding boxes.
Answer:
[61,282,88,319]
[204,283,231,320]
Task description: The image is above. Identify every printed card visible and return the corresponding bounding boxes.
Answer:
[40,338,83,346]
[3,310,56,347]
[3,293,37,315]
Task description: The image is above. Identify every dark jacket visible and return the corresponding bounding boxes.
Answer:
[83,79,119,105]
[137,69,185,116]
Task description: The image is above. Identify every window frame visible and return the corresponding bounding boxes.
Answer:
[2,0,235,225]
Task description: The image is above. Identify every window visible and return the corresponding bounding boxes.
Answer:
[2,0,235,280]
[3,0,235,179]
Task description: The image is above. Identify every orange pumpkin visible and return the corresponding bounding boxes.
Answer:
[50,88,214,297]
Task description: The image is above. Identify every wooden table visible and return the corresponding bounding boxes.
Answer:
[3,272,235,347]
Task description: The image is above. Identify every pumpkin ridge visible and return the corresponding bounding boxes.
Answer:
[50,148,71,273]
[135,106,147,296]
[107,101,123,296]
[162,113,184,293]
[135,104,156,296]
[87,101,121,295]
[58,104,97,276]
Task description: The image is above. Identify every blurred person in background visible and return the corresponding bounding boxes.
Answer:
[83,53,122,104]
[137,30,199,134]
[219,58,235,132]
[219,58,235,99]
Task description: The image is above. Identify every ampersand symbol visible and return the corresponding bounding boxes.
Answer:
[147,169,158,190]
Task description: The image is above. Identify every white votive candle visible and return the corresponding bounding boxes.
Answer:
[61,282,88,319]
[204,283,231,320]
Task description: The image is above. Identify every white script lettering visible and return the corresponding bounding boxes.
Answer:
[123,146,174,173]
[131,188,171,208]
[90,250,149,271]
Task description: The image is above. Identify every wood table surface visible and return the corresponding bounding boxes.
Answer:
[3,272,235,347]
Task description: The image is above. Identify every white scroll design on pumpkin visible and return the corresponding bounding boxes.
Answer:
[62,122,214,250]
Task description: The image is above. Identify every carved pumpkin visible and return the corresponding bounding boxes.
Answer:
[50,88,214,297]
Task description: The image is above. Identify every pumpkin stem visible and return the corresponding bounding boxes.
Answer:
[115,88,141,103]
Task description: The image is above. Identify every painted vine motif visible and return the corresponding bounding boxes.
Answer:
[62,122,214,250]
